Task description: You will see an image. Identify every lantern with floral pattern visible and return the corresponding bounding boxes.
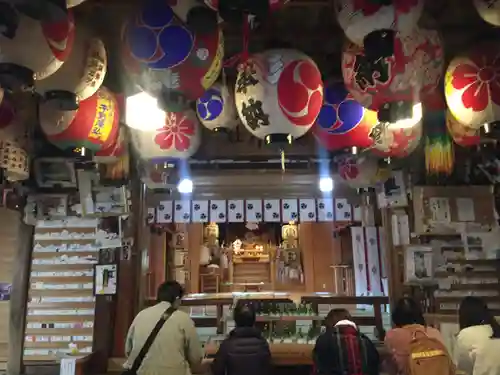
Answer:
[335,0,423,48]
[39,87,120,152]
[312,82,378,150]
[337,155,389,189]
[36,23,107,110]
[122,0,224,111]
[234,49,323,143]
[370,120,422,158]
[473,0,500,27]
[196,82,238,132]
[445,45,500,129]
[446,110,481,147]
[129,109,201,160]
[0,5,74,90]
[342,28,429,120]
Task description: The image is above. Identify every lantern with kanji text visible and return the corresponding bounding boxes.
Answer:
[369,119,422,158]
[39,86,120,152]
[36,23,107,111]
[234,49,323,143]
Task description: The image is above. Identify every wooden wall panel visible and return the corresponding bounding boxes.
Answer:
[0,209,21,366]
[299,224,315,293]
[148,233,166,297]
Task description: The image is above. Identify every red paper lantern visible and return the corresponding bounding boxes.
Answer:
[370,121,422,158]
[39,87,120,152]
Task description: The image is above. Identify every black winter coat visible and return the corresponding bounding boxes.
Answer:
[211,327,271,375]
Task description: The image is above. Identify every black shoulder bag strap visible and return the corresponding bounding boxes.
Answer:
[128,306,176,374]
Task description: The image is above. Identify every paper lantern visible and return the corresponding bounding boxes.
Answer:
[335,0,423,47]
[196,82,238,132]
[473,0,500,27]
[337,155,389,189]
[313,82,378,151]
[370,121,422,158]
[0,90,30,181]
[67,0,87,7]
[342,30,426,113]
[94,127,127,163]
[445,45,500,129]
[129,109,201,160]
[0,5,74,89]
[36,23,107,109]
[446,110,480,147]
[122,0,224,111]
[234,49,323,143]
[39,87,120,152]
[418,29,444,101]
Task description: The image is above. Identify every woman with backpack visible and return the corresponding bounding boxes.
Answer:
[384,297,454,375]
[455,296,500,375]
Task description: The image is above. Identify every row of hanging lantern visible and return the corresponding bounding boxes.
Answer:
[0,0,127,183]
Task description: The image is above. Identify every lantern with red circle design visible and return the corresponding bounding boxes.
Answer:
[312,82,378,151]
[445,45,500,130]
[369,120,422,158]
[335,0,423,61]
[121,0,224,111]
[39,87,120,152]
[0,4,74,91]
[36,23,107,111]
[446,110,481,147]
[0,89,30,181]
[342,30,428,124]
[129,109,201,160]
[337,155,389,189]
[234,49,323,143]
[473,0,500,27]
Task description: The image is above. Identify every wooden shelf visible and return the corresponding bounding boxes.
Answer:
[23,218,99,362]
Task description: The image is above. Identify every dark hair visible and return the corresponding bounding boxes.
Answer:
[157,281,184,304]
[459,296,500,339]
[233,302,256,327]
[391,297,425,327]
[325,308,352,326]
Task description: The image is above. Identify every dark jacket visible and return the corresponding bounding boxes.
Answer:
[211,326,271,375]
[313,325,380,375]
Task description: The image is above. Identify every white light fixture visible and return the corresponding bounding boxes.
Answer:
[177,178,193,194]
[125,92,165,131]
[351,146,358,155]
[319,177,334,193]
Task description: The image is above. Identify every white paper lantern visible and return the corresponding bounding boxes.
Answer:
[196,82,238,132]
[335,0,423,47]
[67,0,87,7]
[36,23,107,108]
[338,155,389,189]
[445,44,500,129]
[234,49,323,143]
[473,0,500,27]
[130,109,201,160]
[370,120,423,158]
[0,6,74,87]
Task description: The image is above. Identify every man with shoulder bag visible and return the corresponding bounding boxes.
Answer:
[124,281,203,375]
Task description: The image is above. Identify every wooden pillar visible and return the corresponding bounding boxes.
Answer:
[8,217,32,375]
[381,208,400,307]
[299,223,315,293]
[135,182,150,313]
[187,224,203,294]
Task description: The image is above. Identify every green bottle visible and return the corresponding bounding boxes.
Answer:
[307,303,315,316]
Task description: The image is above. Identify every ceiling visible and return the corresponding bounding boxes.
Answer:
[74,0,500,94]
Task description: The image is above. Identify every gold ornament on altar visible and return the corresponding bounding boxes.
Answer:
[281,223,298,249]
[204,222,219,246]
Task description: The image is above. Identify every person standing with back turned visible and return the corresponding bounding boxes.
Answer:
[455,296,500,375]
[211,302,271,375]
[124,281,203,375]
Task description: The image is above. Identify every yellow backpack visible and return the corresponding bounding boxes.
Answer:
[405,327,456,375]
